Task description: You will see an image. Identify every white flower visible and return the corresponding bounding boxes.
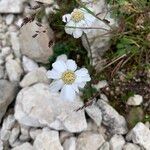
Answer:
[62,8,96,38]
[47,56,91,102]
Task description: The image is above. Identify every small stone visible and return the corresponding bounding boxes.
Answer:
[127,94,143,106]
[0,0,26,13]
[97,100,128,135]
[19,125,30,141]
[0,66,4,79]
[22,56,38,73]
[35,0,53,4]
[2,115,16,130]
[33,128,63,150]
[29,128,42,140]
[63,137,76,150]
[93,80,108,90]
[9,124,20,146]
[0,80,17,123]
[5,14,14,25]
[99,142,110,150]
[0,139,3,150]
[123,143,141,150]
[85,104,102,126]
[59,131,74,144]
[109,134,125,150]
[0,129,11,141]
[12,142,33,150]
[76,132,105,150]
[1,47,11,58]
[20,21,54,63]
[6,59,23,82]
[20,67,49,87]
[126,122,150,150]
[10,32,21,58]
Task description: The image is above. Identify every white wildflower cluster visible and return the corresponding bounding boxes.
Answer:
[47,55,91,102]
[62,2,97,38]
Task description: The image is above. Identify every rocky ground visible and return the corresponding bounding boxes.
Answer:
[0,0,150,150]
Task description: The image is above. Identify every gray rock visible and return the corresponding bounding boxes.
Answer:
[0,0,26,13]
[85,104,102,126]
[33,128,63,150]
[99,142,110,150]
[20,67,49,87]
[5,14,14,25]
[76,132,105,150]
[1,115,16,130]
[20,21,54,63]
[9,124,20,146]
[6,59,23,82]
[22,56,38,73]
[12,142,33,150]
[127,95,143,106]
[19,125,30,141]
[123,143,141,150]
[97,99,128,134]
[63,137,76,150]
[29,128,42,140]
[0,80,17,123]
[15,83,87,133]
[109,134,125,150]
[59,131,74,144]
[0,140,3,150]
[126,122,150,150]
[35,0,53,4]
[82,0,117,70]
[0,66,4,79]
[10,32,21,58]
[0,129,11,141]
[93,80,108,90]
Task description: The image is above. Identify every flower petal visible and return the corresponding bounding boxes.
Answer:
[75,74,91,83]
[73,28,83,38]
[49,80,64,92]
[62,14,71,23]
[78,82,86,88]
[56,54,67,62]
[66,59,77,71]
[72,83,79,93]
[60,85,76,102]
[65,21,76,35]
[46,69,61,79]
[75,68,89,77]
[52,60,67,73]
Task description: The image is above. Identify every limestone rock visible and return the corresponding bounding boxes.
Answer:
[76,132,105,150]
[22,56,38,73]
[20,67,49,87]
[35,0,54,4]
[127,95,143,106]
[0,80,17,123]
[6,59,23,82]
[33,128,63,150]
[15,83,87,133]
[126,122,150,150]
[20,21,54,63]
[109,134,125,150]
[12,142,33,150]
[0,0,26,13]
[99,142,110,150]
[123,143,141,150]
[85,104,102,126]
[97,100,128,134]
[63,137,76,150]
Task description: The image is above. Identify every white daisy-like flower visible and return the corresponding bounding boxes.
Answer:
[47,56,91,102]
[62,8,96,38]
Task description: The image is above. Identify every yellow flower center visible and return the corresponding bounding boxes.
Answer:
[61,70,76,84]
[71,10,84,22]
